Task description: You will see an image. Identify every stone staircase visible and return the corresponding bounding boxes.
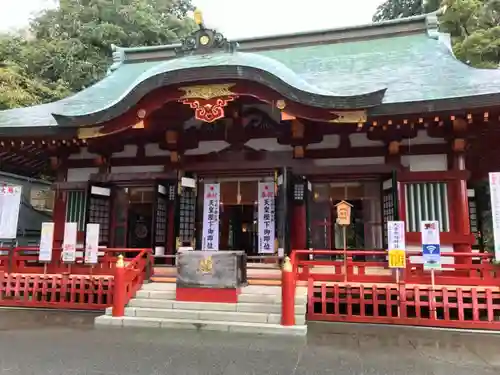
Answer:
[95,283,307,336]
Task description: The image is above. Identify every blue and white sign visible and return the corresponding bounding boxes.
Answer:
[421,220,441,270]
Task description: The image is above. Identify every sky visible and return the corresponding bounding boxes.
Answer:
[0,0,386,39]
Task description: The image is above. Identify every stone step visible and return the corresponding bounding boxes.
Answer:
[115,306,306,325]
[134,289,306,304]
[95,315,307,336]
[127,299,307,314]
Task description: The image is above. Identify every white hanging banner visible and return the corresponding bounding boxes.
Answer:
[38,222,55,262]
[258,182,275,254]
[202,183,220,251]
[0,185,22,239]
[61,222,78,263]
[489,172,500,259]
[84,223,100,264]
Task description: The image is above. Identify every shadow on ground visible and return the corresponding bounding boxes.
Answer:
[0,309,499,375]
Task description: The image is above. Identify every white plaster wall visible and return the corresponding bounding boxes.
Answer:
[113,145,137,158]
[349,133,384,147]
[401,154,448,171]
[68,147,98,160]
[245,138,290,151]
[67,168,99,182]
[401,130,446,145]
[308,135,340,149]
[145,143,170,156]
[185,140,230,155]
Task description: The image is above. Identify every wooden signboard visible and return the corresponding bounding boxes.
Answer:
[335,200,353,226]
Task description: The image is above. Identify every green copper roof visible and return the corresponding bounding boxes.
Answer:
[1,14,500,130]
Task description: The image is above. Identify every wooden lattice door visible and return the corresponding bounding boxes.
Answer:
[85,183,112,247]
[382,171,399,248]
[174,176,198,250]
[275,168,291,255]
[151,180,177,261]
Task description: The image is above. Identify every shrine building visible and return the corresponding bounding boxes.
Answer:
[0,12,498,262]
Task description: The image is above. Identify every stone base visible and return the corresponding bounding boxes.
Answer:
[176,287,240,303]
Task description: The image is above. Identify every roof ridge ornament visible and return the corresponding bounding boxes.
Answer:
[175,9,238,56]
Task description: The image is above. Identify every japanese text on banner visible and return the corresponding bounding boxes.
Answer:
[202,183,220,251]
[387,221,406,269]
[0,185,22,240]
[258,182,275,254]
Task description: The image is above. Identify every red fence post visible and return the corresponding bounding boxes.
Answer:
[112,255,126,317]
[281,256,295,326]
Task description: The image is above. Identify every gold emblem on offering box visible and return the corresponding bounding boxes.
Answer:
[198,256,213,274]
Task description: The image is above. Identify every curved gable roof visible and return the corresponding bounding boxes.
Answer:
[1,14,500,130]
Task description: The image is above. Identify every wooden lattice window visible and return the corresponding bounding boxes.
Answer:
[155,195,167,243]
[179,188,196,244]
[88,196,110,244]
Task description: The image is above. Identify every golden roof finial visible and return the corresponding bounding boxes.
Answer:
[193,8,203,26]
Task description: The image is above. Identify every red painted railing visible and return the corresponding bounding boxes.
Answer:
[0,247,152,310]
[291,249,499,286]
[0,247,146,275]
[112,249,153,317]
[292,249,500,329]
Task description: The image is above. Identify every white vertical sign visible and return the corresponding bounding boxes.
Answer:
[38,222,55,262]
[0,185,22,239]
[84,223,100,264]
[421,220,441,270]
[388,221,405,251]
[258,182,275,254]
[61,222,78,263]
[489,172,500,259]
[202,183,220,251]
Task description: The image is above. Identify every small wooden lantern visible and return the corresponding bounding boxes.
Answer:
[335,200,353,226]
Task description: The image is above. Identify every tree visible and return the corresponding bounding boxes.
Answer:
[373,0,500,68]
[0,0,196,108]
[441,0,500,68]
[373,0,441,22]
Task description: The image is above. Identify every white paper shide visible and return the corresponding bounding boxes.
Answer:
[84,223,100,264]
[0,185,22,239]
[258,182,275,254]
[61,222,78,263]
[202,183,220,251]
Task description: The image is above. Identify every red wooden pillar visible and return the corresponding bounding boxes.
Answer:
[291,205,306,250]
[453,154,471,265]
[51,164,67,271]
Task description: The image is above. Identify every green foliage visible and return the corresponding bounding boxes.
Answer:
[373,0,500,68]
[373,0,441,22]
[0,0,195,109]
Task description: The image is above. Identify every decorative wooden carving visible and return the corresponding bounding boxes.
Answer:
[329,110,367,123]
[453,138,466,152]
[170,151,180,163]
[293,145,304,158]
[174,21,238,56]
[453,118,467,132]
[388,140,400,155]
[178,84,238,123]
[291,120,305,139]
[166,130,178,145]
